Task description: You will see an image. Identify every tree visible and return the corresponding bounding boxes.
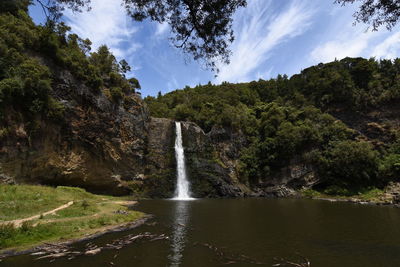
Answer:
[0,0,31,15]
[119,59,131,75]
[89,45,118,75]
[320,140,379,188]
[35,0,91,20]
[335,0,400,30]
[128,77,141,93]
[34,0,247,72]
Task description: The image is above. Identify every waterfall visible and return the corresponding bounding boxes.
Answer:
[173,122,192,200]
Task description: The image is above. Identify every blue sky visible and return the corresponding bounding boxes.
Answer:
[29,0,400,96]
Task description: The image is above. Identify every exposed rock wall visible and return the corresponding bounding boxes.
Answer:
[0,67,149,195]
[0,66,320,197]
[181,122,247,197]
[329,105,400,147]
[142,118,176,198]
[180,122,318,198]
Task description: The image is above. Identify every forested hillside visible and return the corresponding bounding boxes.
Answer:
[0,0,140,131]
[0,1,149,195]
[145,58,400,195]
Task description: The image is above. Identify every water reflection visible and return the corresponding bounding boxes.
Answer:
[168,201,190,267]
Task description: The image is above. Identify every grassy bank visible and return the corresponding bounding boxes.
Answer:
[0,185,144,252]
[301,187,391,204]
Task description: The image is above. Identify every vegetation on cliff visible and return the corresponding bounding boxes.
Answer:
[0,1,140,137]
[0,185,143,251]
[0,2,150,195]
[145,57,400,194]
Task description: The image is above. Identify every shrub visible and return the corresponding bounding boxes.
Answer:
[110,87,123,103]
[0,223,15,242]
[47,98,65,121]
[317,141,379,188]
[81,200,90,210]
[0,78,23,103]
[86,75,103,92]
[379,145,400,182]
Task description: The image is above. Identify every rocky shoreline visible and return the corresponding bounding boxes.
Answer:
[0,215,152,260]
[311,196,400,207]
[306,182,400,207]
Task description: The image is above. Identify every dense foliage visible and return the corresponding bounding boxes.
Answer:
[145,57,400,193]
[291,58,400,110]
[0,2,140,135]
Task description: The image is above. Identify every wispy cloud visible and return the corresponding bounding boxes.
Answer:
[256,68,273,80]
[215,0,315,83]
[310,30,376,63]
[167,76,179,91]
[310,3,400,64]
[63,0,140,59]
[372,31,400,59]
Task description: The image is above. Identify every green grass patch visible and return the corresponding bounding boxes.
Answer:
[0,185,100,221]
[0,211,142,250]
[0,185,144,251]
[301,187,385,202]
[301,189,322,198]
[356,188,385,202]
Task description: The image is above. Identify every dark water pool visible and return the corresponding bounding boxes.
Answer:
[3,198,400,266]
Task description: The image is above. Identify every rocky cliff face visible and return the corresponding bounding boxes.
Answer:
[141,118,176,198]
[330,105,400,147]
[0,65,319,197]
[181,123,319,198]
[0,66,149,195]
[180,122,247,197]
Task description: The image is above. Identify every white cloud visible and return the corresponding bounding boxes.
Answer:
[63,0,140,59]
[310,4,400,64]
[256,68,273,80]
[215,0,315,83]
[155,22,169,37]
[372,31,400,59]
[310,31,376,63]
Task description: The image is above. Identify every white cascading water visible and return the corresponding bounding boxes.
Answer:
[173,122,192,200]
